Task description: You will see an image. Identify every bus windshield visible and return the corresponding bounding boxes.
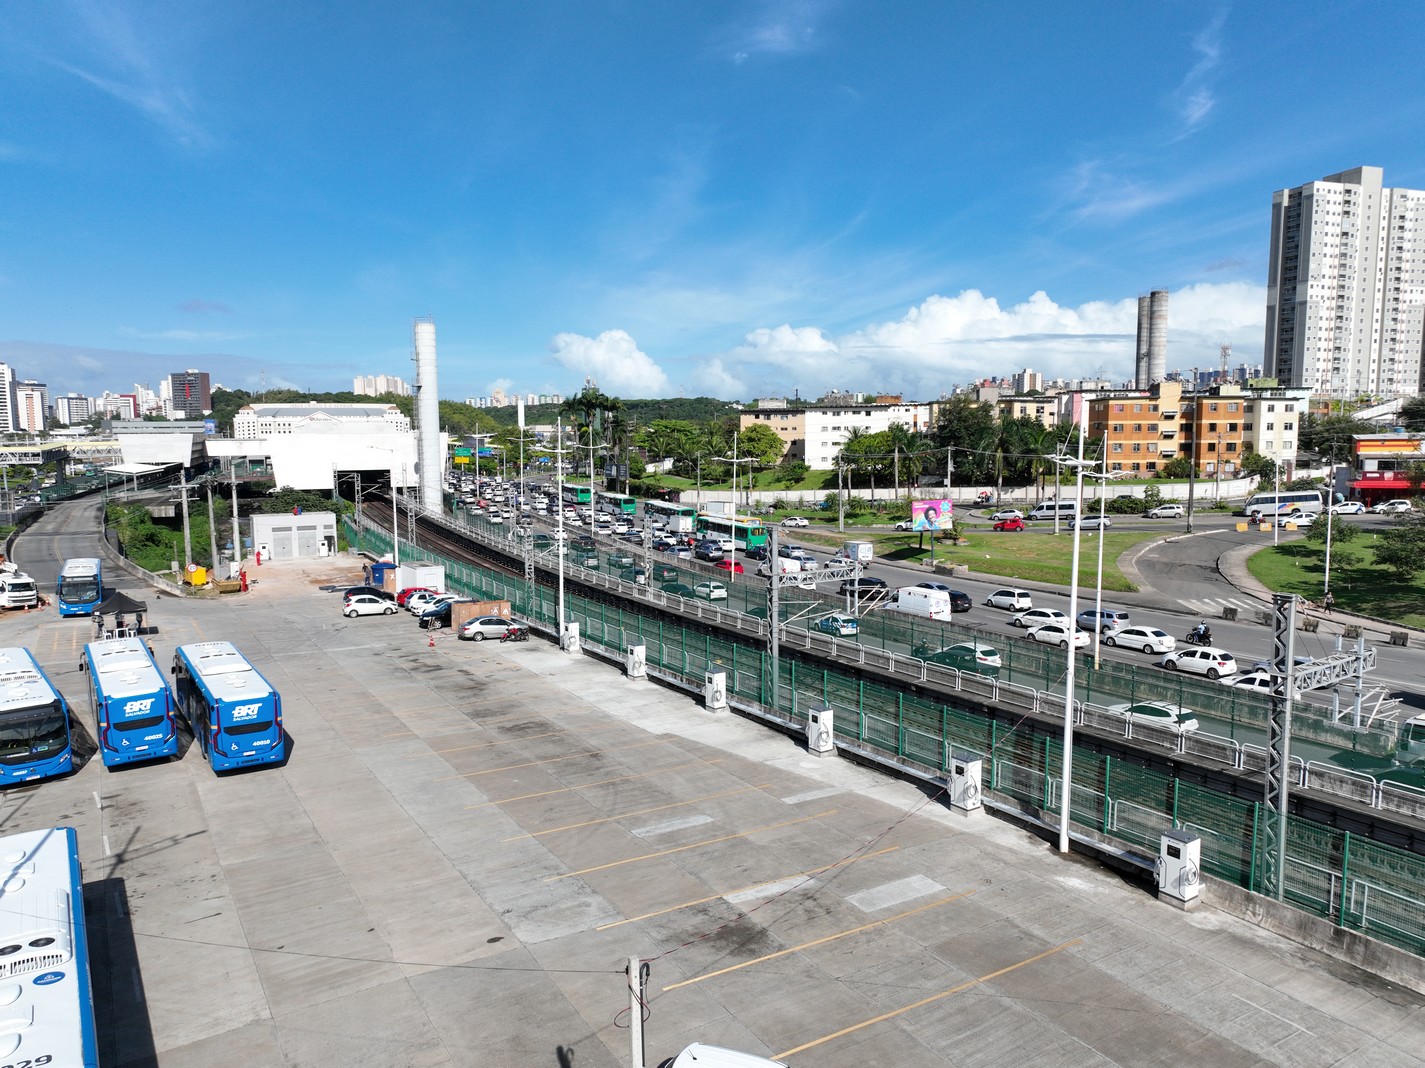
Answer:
[0,703,70,763]
[60,576,100,603]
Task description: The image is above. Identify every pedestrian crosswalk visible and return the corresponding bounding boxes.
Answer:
[1177,595,1261,617]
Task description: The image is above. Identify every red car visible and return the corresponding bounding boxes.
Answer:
[396,585,438,607]
[993,517,1026,532]
[715,559,745,574]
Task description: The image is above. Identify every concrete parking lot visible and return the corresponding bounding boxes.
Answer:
[4,554,1424,1067]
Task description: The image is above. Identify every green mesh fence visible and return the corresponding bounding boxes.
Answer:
[345,517,1425,958]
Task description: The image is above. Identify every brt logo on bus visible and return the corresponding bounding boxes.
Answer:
[231,703,262,721]
[123,698,156,714]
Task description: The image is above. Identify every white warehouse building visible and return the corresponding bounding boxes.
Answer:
[232,402,410,438]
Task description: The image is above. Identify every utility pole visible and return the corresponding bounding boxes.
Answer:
[178,467,193,570]
[230,462,242,572]
[205,481,220,579]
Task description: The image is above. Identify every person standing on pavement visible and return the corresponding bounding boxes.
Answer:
[1324,590,1335,613]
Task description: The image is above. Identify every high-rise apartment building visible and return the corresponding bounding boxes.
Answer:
[54,395,94,425]
[13,381,50,432]
[0,362,15,434]
[353,374,411,397]
[167,369,211,419]
[1265,166,1425,398]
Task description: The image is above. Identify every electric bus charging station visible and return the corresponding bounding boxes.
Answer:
[560,620,581,654]
[948,750,983,816]
[625,643,646,679]
[806,706,835,757]
[704,669,727,711]
[1156,828,1202,910]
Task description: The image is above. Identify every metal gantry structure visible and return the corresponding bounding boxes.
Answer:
[1262,593,1299,901]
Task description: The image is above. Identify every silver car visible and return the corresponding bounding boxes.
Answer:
[460,615,517,641]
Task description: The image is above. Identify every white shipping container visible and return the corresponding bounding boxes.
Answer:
[395,563,446,591]
[842,541,874,563]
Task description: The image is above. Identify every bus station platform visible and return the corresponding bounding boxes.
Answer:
[8,553,1425,1067]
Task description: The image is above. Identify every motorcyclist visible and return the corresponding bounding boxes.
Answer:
[1192,620,1212,644]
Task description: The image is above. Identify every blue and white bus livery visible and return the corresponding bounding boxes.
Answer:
[56,558,104,617]
[0,647,76,785]
[171,642,285,772]
[0,827,100,1067]
[82,637,179,768]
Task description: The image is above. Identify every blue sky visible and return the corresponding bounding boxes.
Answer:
[3,1,1422,404]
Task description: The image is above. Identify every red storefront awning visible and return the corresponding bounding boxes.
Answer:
[1351,478,1412,489]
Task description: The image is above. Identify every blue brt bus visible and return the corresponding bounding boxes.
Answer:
[0,827,100,1066]
[56,558,104,617]
[83,636,179,767]
[0,647,77,784]
[171,641,285,772]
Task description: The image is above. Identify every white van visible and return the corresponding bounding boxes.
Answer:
[1028,500,1078,521]
[895,586,953,621]
[757,557,801,577]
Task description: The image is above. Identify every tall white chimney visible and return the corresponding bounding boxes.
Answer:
[412,317,442,512]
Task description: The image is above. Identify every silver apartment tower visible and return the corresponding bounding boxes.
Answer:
[1264,166,1425,398]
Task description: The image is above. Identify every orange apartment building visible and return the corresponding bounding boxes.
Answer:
[1088,381,1250,476]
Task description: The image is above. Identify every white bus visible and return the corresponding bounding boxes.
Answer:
[0,827,99,1067]
[0,563,38,608]
[1241,490,1326,517]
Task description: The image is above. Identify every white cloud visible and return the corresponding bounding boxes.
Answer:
[690,357,746,399]
[724,0,826,63]
[549,329,672,397]
[706,282,1266,400]
[1171,10,1226,137]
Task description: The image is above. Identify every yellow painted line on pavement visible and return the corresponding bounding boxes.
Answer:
[434,738,664,781]
[502,783,771,842]
[663,891,973,991]
[546,810,836,882]
[595,846,900,931]
[465,759,722,810]
[775,938,1084,1060]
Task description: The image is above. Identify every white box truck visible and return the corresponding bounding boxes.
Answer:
[757,557,801,577]
[842,540,874,563]
[0,566,38,609]
[896,585,953,621]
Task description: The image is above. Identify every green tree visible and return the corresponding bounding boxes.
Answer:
[1157,455,1195,479]
[1298,413,1374,464]
[1375,513,1425,581]
[734,423,787,468]
[1398,395,1425,431]
[931,397,997,485]
[775,458,810,486]
[1238,451,1279,484]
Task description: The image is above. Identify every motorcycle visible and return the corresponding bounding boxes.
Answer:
[1184,628,1213,646]
[500,624,529,644]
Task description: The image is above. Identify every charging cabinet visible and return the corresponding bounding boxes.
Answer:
[806,707,836,757]
[704,670,728,711]
[560,621,581,654]
[625,644,647,679]
[1156,828,1202,910]
[948,751,983,813]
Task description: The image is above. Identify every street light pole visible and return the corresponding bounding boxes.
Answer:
[1059,406,1091,854]
[1088,463,1110,669]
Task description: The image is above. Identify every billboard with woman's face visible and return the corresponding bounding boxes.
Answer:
[911,498,954,531]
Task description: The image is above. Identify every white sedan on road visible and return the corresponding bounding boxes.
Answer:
[1330,501,1366,515]
[990,509,1024,522]
[1103,626,1176,653]
[1025,623,1090,649]
[782,516,810,527]
[1012,608,1068,629]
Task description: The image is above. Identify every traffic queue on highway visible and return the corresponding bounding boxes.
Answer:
[347,474,1357,729]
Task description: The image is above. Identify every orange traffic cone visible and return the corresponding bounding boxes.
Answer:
[428,630,435,648]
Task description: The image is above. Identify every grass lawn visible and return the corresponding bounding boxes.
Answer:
[790,526,1155,591]
[1246,541,1425,628]
[643,470,839,493]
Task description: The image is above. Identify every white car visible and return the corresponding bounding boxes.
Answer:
[1069,515,1112,531]
[1026,623,1090,649]
[1223,670,1302,700]
[344,594,396,618]
[1330,501,1365,515]
[693,581,728,601]
[459,615,518,641]
[404,591,447,614]
[1105,701,1200,734]
[1145,503,1185,519]
[1276,511,1318,527]
[990,509,1024,522]
[984,588,1033,611]
[893,519,914,531]
[782,516,810,527]
[1159,647,1238,679]
[1103,626,1176,653]
[1012,608,1068,629]
[1371,499,1415,514]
